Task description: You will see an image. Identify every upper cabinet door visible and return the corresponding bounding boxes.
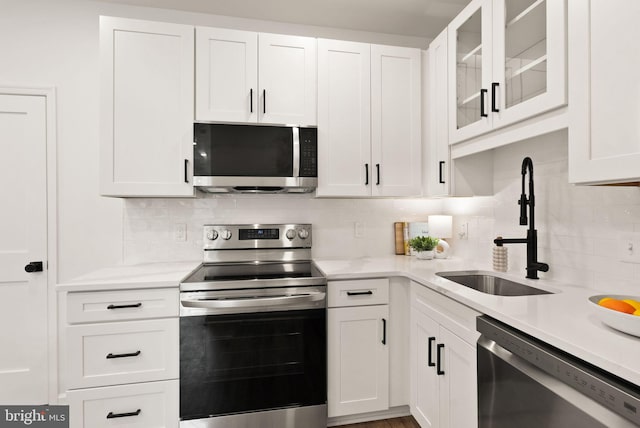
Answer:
[569,0,640,184]
[371,45,422,197]
[491,0,566,129]
[317,39,371,197]
[448,0,493,144]
[426,30,450,197]
[195,28,258,123]
[258,33,317,126]
[100,17,194,197]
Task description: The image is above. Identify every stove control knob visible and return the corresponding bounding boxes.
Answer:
[298,229,310,240]
[206,230,219,241]
[220,229,232,240]
[285,229,297,240]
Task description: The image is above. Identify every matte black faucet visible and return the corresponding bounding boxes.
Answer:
[493,157,549,279]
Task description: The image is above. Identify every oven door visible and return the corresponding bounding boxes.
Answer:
[179,288,326,422]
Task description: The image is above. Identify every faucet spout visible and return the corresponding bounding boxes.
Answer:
[496,157,548,280]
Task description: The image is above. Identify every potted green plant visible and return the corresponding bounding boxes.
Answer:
[408,236,439,260]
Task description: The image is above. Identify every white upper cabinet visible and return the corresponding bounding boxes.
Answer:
[426,31,451,197]
[196,28,317,126]
[259,33,317,126]
[569,0,640,185]
[448,0,566,144]
[317,39,371,197]
[195,28,258,123]
[317,40,421,197]
[100,17,194,197]
[371,45,422,197]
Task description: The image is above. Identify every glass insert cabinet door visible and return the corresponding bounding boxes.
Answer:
[492,0,565,127]
[448,0,566,144]
[448,0,493,142]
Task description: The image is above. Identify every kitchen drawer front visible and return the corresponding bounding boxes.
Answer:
[67,319,179,389]
[410,281,480,345]
[328,278,389,308]
[67,379,179,428]
[67,288,179,324]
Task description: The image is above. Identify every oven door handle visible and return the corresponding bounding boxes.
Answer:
[181,292,325,310]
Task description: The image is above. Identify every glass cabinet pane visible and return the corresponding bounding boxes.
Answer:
[504,0,547,109]
[456,9,483,130]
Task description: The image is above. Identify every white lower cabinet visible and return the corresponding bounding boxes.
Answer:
[67,319,179,389]
[62,287,179,428]
[410,282,479,428]
[327,279,390,417]
[67,380,179,428]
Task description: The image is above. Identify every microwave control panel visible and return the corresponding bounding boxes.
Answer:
[299,127,317,177]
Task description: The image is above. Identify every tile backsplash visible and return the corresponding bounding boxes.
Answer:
[124,130,640,293]
[123,195,444,263]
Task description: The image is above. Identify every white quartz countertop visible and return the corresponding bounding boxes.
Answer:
[314,256,640,387]
[57,261,200,291]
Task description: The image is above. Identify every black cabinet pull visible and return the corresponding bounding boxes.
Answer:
[184,159,189,183]
[107,303,142,310]
[382,318,387,345]
[106,409,141,419]
[250,88,253,113]
[106,350,141,359]
[24,261,44,273]
[346,290,373,296]
[436,343,445,375]
[491,82,500,113]
[438,161,445,184]
[428,337,436,367]
[263,89,266,114]
[365,163,369,185]
[480,89,488,117]
[376,164,381,185]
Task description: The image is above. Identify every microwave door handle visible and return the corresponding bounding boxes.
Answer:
[292,127,300,177]
[181,292,325,310]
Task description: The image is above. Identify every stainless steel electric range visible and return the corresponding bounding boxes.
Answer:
[179,224,327,428]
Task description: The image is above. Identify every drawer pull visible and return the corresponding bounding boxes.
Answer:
[107,303,142,310]
[346,290,373,296]
[106,409,141,419]
[106,350,141,359]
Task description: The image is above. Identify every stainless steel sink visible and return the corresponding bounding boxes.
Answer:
[436,271,553,296]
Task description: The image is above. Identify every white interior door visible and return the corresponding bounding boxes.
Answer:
[0,93,49,403]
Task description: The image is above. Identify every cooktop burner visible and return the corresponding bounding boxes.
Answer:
[182,261,315,283]
[180,224,326,292]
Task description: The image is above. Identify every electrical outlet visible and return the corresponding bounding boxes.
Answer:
[458,222,468,240]
[354,222,365,238]
[619,232,640,263]
[174,223,187,242]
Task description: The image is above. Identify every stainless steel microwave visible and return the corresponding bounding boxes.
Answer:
[193,123,317,193]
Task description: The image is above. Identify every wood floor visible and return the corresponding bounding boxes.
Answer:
[336,416,421,428]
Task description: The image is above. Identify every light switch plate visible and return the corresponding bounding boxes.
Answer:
[618,232,640,264]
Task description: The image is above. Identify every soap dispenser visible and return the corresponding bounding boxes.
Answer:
[493,237,508,272]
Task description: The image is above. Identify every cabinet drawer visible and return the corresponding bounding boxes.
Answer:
[410,281,480,345]
[67,288,178,324]
[328,279,389,308]
[67,319,179,389]
[67,379,179,428]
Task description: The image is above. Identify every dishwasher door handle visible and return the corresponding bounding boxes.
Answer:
[181,292,325,310]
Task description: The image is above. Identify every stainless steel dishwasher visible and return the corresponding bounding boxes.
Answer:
[477,316,640,427]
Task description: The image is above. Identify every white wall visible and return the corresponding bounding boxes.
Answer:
[446,130,640,294]
[123,196,443,262]
[0,0,429,283]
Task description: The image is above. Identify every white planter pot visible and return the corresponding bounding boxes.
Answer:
[416,250,435,260]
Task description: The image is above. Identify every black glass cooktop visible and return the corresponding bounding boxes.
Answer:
[182,261,317,283]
